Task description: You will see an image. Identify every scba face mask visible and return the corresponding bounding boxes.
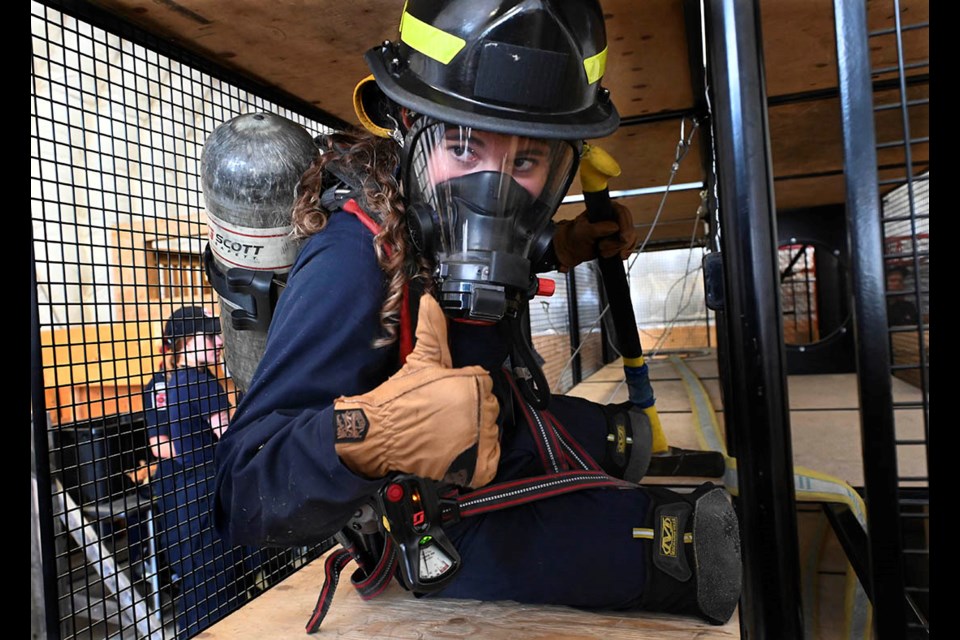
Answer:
[404,119,580,321]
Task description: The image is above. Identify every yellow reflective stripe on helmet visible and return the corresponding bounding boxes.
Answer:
[399,10,465,65]
[583,46,608,84]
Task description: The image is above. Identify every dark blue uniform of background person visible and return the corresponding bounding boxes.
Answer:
[213,211,651,610]
[152,307,253,638]
[142,368,179,510]
[143,370,170,451]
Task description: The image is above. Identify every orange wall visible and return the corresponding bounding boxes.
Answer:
[40,321,236,425]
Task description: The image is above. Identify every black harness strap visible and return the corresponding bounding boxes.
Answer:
[502,369,568,473]
[306,536,399,633]
[304,549,352,633]
[453,470,635,519]
[545,409,604,473]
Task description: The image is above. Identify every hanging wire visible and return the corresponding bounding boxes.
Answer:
[601,193,708,404]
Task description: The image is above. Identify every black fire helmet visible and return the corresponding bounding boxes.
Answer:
[363,0,620,141]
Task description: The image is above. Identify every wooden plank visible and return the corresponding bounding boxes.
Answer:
[768,88,929,183]
[203,550,739,640]
[760,0,928,98]
[566,352,928,486]
[567,362,724,412]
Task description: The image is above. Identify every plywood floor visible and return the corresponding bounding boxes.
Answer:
[567,350,928,489]
[202,554,740,640]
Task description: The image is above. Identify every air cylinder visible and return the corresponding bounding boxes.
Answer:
[201,112,318,392]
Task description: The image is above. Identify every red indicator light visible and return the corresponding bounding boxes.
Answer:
[386,483,404,502]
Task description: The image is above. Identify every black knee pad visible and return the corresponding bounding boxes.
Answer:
[639,482,742,625]
[600,401,653,483]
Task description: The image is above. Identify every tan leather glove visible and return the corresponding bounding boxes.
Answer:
[552,201,639,272]
[333,294,501,488]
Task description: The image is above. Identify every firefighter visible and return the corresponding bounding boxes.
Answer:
[213,0,741,626]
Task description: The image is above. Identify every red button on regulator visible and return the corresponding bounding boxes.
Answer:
[386,483,405,503]
[536,278,556,297]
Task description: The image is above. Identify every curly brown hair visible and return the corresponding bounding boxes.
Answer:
[290,130,433,347]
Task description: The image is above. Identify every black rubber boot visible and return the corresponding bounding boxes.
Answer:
[638,482,742,625]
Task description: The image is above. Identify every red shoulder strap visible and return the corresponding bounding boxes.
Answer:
[341,198,381,240]
[341,198,414,364]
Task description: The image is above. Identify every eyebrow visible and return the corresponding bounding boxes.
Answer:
[443,130,486,149]
[515,144,548,157]
[442,130,549,156]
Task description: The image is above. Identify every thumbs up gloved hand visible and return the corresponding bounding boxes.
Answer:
[552,201,639,272]
[333,294,501,489]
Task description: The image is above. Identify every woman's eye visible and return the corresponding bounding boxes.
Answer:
[513,157,537,172]
[448,144,477,165]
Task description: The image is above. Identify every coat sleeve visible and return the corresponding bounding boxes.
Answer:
[213,214,396,547]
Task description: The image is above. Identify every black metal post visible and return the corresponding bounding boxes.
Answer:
[565,270,583,385]
[832,0,908,636]
[702,1,804,637]
[683,0,724,410]
[821,503,873,602]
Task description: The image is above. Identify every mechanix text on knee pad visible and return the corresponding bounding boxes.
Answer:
[600,401,653,482]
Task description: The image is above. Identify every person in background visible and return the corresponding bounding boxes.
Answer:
[886,265,919,326]
[151,306,256,638]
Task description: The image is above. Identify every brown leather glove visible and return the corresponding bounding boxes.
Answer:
[552,201,639,272]
[333,294,501,488]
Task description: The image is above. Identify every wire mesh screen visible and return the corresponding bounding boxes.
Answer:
[626,247,714,354]
[574,262,605,381]
[529,269,575,393]
[528,262,609,394]
[882,175,930,628]
[31,2,335,637]
[869,4,929,633]
[778,243,820,345]
[883,174,929,388]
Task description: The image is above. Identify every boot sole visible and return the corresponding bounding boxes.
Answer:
[693,488,743,624]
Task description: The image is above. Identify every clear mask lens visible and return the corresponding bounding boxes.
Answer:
[406,121,577,261]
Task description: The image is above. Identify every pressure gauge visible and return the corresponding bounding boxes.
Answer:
[418,536,455,581]
[377,474,462,593]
